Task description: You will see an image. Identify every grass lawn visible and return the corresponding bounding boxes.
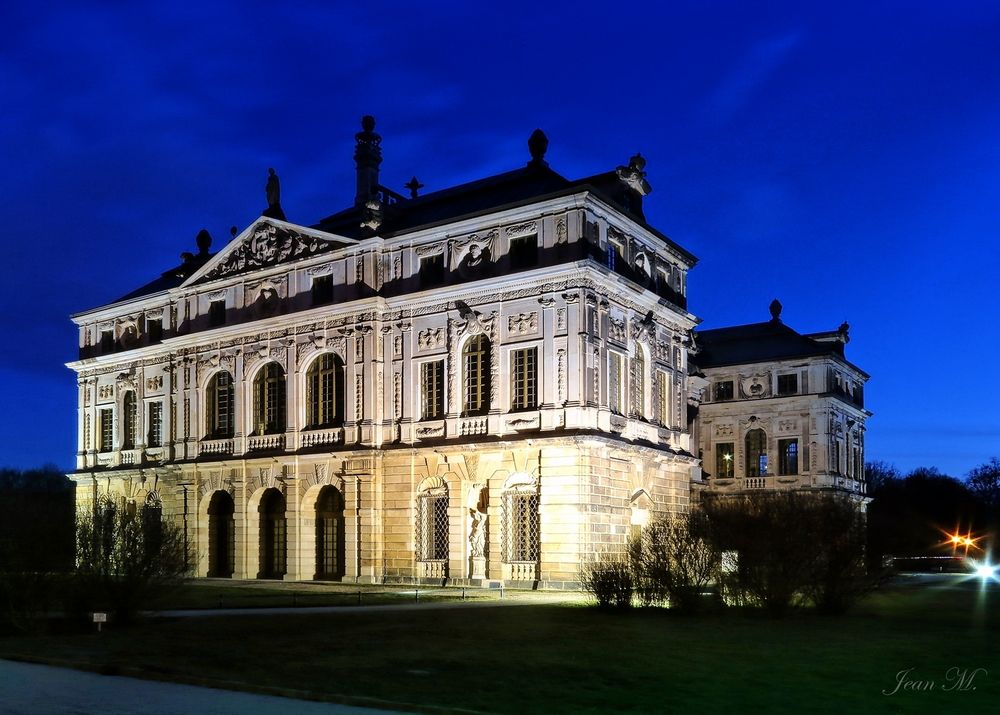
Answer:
[2,574,998,714]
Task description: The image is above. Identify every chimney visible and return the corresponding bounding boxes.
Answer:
[354,115,382,206]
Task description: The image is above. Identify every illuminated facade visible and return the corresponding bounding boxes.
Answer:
[67,118,867,587]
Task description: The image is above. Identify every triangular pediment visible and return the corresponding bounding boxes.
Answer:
[185,217,357,286]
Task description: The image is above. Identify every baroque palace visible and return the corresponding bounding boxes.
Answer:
[68,118,869,588]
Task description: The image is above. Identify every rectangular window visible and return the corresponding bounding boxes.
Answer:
[607,241,624,271]
[146,318,162,344]
[656,371,670,426]
[833,440,841,474]
[147,402,163,448]
[609,352,624,414]
[99,409,114,452]
[716,442,735,478]
[421,360,445,420]
[714,380,734,402]
[311,274,333,305]
[509,234,539,269]
[100,329,114,353]
[777,373,798,396]
[420,254,445,288]
[505,492,539,562]
[510,347,538,411]
[779,439,799,475]
[417,493,449,561]
[208,299,226,327]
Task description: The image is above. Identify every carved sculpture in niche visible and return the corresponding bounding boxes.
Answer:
[468,484,489,560]
[556,217,568,244]
[631,311,655,344]
[507,312,538,335]
[202,223,341,281]
[454,234,494,279]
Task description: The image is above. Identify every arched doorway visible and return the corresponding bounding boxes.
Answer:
[258,488,287,579]
[315,486,345,580]
[207,491,235,578]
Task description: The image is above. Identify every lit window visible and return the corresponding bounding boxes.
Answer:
[307,354,345,428]
[463,335,491,415]
[147,401,163,448]
[421,360,445,420]
[416,486,449,561]
[206,372,234,438]
[510,347,537,411]
[716,442,735,478]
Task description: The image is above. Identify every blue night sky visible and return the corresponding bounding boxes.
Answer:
[1,2,998,477]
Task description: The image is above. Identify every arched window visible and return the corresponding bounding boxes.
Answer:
[206,372,234,439]
[258,488,286,579]
[416,482,449,562]
[306,354,345,428]
[745,428,768,478]
[631,349,646,419]
[463,335,491,415]
[502,478,539,563]
[207,490,235,578]
[122,391,137,449]
[253,363,286,435]
[315,486,345,580]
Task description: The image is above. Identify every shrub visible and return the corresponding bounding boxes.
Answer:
[634,512,721,612]
[581,552,634,609]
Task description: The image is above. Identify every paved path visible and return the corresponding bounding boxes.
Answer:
[0,659,400,715]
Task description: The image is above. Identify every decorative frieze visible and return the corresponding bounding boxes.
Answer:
[507,312,538,335]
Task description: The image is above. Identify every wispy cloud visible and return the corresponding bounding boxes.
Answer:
[708,31,805,121]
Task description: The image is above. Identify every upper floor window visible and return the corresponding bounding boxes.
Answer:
[306,354,345,428]
[146,317,162,344]
[122,391,137,449]
[778,439,799,476]
[463,335,491,415]
[510,347,538,411]
[99,408,114,453]
[420,254,445,289]
[253,363,286,435]
[745,428,767,477]
[656,371,670,426]
[421,360,445,420]
[715,442,735,478]
[311,274,333,305]
[100,328,114,353]
[509,234,538,269]
[208,299,226,327]
[714,380,734,402]
[206,371,235,439]
[607,240,624,271]
[147,401,163,448]
[777,373,798,396]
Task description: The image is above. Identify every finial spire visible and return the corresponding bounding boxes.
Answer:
[195,229,212,256]
[354,115,383,206]
[263,168,286,221]
[527,129,548,166]
[769,298,783,322]
[404,176,424,198]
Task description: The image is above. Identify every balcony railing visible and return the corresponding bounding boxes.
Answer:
[247,433,286,452]
[301,428,343,448]
[200,438,234,456]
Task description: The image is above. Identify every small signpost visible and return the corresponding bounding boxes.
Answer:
[92,612,107,633]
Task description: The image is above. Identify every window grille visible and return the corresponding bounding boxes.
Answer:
[99,408,114,452]
[421,360,445,419]
[206,372,234,438]
[502,490,539,563]
[307,354,344,427]
[254,363,286,434]
[463,335,491,415]
[147,401,163,447]
[122,391,137,449]
[510,347,537,411]
[416,489,449,561]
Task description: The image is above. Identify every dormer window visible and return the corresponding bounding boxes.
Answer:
[146,317,162,343]
[208,299,226,327]
[714,380,734,402]
[420,254,445,288]
[100,328,114,353]
[509,234,538,269]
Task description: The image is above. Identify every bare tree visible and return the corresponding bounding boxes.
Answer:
[967,457,1000,510]
[864,460,901,492]
[633,512,720,612]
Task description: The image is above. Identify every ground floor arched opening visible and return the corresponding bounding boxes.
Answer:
[207,490,235,578]
[258,487,287,579]
[315,485,345,580]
